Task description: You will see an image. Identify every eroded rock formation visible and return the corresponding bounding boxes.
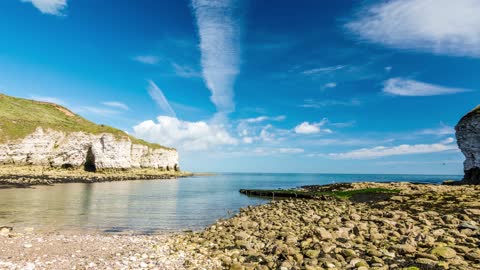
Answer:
[0,127,178,171]
[456,106,480,184]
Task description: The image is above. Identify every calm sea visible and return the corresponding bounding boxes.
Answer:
[0,173,461,233]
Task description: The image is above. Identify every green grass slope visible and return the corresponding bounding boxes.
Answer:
[0,93,171,150]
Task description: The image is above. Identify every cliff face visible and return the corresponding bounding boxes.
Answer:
[456,106,480,184]
[0,94,178,172]
[0,127,178,171]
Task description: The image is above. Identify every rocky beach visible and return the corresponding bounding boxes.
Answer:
[2,182,479,270]
[0,166,192,187]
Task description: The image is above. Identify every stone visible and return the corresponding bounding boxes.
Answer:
[350,213,361,221]
[367,248,383,257]
[0,226,12,235]
[235,231,249,240]
[394,244,416,254]
[465,250,480,261]
[458,222,479,230]
[342,249,356,258]
[317,227,333,240]
[431,246,457,259]
[416,252,438,261]
[304,249,320,259]
[415,258,436,266]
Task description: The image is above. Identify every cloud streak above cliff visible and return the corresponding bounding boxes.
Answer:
[147,80,176,117]
[191,0,241,114]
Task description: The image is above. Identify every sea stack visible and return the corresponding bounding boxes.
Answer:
[456,106,480,184]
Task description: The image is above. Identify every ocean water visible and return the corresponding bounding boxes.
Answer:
[0,173,461,233]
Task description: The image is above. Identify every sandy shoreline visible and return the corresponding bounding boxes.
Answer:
[1,182,480,269]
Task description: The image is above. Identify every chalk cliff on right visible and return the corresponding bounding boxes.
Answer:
[456,106,480,184]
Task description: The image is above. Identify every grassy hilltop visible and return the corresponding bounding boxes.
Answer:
[0,93,170,149]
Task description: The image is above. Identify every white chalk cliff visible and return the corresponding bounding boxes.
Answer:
[0,127,179,171]
[456,106,480,184]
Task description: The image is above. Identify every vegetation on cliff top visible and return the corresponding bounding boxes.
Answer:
[0,93,171,150]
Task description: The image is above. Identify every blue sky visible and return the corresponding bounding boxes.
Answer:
[1,0,478,174]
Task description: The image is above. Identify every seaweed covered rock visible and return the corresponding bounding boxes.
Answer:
[456,106,480,184]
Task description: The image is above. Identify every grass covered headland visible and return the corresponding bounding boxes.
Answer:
[0,93,169,149]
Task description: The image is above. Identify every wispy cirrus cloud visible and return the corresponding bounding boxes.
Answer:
[147,80,176,117]
[384,78,470,96]
[191,0,242,114]
[132,55,160,65]
[76,106,121,117]
[172,63,201,78]
[240,115,285,124]
[301,98,361,108]
[102,101,129,111]
[21,0,67,16]
[30,95,66,105]
[328,138,458,160]
[322,82,337,89]
[302,65,347,75]
[417,124,455,136]
[346,0,480,58]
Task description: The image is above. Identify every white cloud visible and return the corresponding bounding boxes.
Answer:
[384,78,469,96]
[133,55,160,65]
[133,116,237,151]
[301,98,361,108]
[346,0,480,58]
[302,65,347,75]
[328,138,458,159]
[77,106,121,117]
[323,82,337,89]
[191,0,241,113]
[417,124,455,136]
[294,119,332,135]
[330,121,356,128]
[147,80,176,117]
[241,115,285,124]
[172,63,201,78]
[385,66,392,72]
[252,147,305,155]
[21,0,67,15]
[30,95,65,105]
[102,101,129,111]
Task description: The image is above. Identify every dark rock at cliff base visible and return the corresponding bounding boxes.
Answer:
[456,106,480,184]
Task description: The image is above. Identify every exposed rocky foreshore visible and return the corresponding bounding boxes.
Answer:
[171,182,480,270]
[0,166,192,187]
[1,182,480,270]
